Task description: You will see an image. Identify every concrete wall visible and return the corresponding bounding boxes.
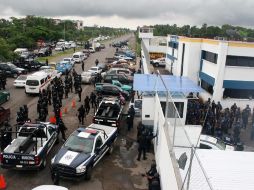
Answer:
[224,66,254,81]
[153,94,180,190]
[149,45,167,53]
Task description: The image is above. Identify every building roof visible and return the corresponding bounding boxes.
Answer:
[133,74,203,93]
[174,148,254,190]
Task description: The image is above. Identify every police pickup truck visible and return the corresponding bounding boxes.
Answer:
[0,122,58,170]
[50,123,117,181]
[93,97,123,127]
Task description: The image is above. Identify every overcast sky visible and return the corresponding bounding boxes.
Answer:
[0,0,253,29]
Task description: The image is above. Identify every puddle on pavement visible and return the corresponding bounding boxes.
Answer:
[118,137,138,168]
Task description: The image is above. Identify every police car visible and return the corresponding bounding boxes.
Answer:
[50,124,117,181]
[0,122,59,170]
[199,135,235,151]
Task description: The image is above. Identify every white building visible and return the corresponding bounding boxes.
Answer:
[139,26,254,109]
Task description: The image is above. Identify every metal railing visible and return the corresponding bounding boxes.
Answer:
[153,71,214,190]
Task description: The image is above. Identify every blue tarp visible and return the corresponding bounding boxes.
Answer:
[133,74,204,93]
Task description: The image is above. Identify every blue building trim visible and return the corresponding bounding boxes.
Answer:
[199,51,205,71]
[199,72,215,86]
[167,53,177,61]
[223,80,254,90]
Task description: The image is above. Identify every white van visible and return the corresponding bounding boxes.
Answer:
[72,52,85,63]
[25,71,54,94]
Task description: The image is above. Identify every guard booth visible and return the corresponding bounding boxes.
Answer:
[133,74,203,129]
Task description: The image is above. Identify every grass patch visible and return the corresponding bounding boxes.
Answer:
[36,47,82,62]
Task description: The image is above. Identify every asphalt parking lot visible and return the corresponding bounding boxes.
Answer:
[0,33,155,190]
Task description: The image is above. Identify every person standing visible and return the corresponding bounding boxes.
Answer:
[77,105,86,125]
[90,92,96,108]
[84,96,90,114]
[57,118,67,141]
[81,61,84,71]
[137,130,148,161]
[77,86,82,102]
[95,59,99,66]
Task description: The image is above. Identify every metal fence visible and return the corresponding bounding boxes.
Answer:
[153,72,214,190]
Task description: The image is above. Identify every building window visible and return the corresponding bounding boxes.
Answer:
[226,56,254,67]
[202,50,218,64]
[200,79,214,94]
[223,89,254,99]
[160,102,184,118]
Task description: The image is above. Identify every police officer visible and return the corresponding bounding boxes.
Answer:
[68,76,73,93]
[64,84,69,98]
[1,71,6,90]
[90,92,96,109]
[57,118,66,141]
[77,86,82,102]
[81,61,84,71]
[95,59,99,66]
[77,105,86,125]
[137,130,148,161]
[23,105,29,121]
[84,96,90,114]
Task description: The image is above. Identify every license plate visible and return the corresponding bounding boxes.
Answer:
[16,165,23,168]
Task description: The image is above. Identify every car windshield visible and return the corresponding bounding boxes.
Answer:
[26,80,39,86]
[216,139,226,150]
[73,55,80,58]
[90,67,97,71]
[64,134,94,153]
[17,75,27,80]
[7,63,17,69]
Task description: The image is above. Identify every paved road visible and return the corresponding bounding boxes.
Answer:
[0,33,154,190]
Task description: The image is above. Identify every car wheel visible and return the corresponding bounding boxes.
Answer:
[107,143,114,155]
[6,95,10,101]
[13,73,18,78]
[85,166,93,180]
[155,63,159,67]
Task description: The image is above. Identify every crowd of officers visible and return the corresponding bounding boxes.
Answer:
[186,96,253,143]
[0,71,7,90]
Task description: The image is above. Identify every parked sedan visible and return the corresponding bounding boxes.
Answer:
[56,61,72,75]
[151,57,166,67]
[88,66,102,74]
[97,63,108,72]
[95,83,130,100]
[63,57,75,67]
[0,91,10,105]
[0,63,27,78]
[104,73,133,85]
[114,54,133,60]
[13,75,27,87]
[81,71,95,84]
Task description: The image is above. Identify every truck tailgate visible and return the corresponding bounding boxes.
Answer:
[2,153,36,167]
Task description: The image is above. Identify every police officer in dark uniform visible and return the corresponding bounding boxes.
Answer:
[77,105,86,125]
[57,118,67,141]
[137,130,148,161]
[77,86,82,102]
[90,92,96,109]
[84,96,90,113]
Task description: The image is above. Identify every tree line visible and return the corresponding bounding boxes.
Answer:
[152,23,254,41]
[0,16,129,61]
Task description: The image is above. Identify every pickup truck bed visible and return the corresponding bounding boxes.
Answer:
[93,99,123,127]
